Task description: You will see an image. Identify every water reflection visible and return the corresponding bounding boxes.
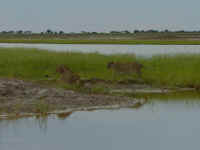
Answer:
[1,100,200,150]
[56,112,73,120]
[34,116,49,133]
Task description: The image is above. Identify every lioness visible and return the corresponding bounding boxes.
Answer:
[56,65,80,84]
[107,61,144,76]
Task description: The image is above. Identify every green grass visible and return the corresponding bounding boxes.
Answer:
[141,54,200,87]
[0,47,200,88]
[1,39,200,45]
[129,91,200,101]
[0,48,136,81]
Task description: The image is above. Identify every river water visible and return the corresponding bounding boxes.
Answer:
[1,100,200,150]
[1,43,200,57]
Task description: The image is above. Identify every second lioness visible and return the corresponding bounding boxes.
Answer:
[107,61,144,76]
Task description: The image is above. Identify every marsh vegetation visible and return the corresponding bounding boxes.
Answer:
[0,47,200,88]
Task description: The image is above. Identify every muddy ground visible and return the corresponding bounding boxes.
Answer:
[0,78,147,117]
[0,77,196,118]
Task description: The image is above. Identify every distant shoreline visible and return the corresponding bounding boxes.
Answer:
[0,39,200,45]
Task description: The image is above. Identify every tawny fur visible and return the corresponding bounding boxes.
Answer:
[107,61,143,76]
[56,65,80,84]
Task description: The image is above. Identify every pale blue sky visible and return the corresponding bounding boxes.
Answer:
[0,0,199,32]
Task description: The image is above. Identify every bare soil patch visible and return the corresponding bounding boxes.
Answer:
[0,78,145,116]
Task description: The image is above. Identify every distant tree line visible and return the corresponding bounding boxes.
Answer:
[0,30,32,35]
[0,29,65,35]
[111,29,200,34]
[1,29,200,35]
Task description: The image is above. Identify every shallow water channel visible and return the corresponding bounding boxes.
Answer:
[1,43,200,56]
[1,99,200,150]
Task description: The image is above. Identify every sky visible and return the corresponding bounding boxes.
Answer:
[0,0,200,32]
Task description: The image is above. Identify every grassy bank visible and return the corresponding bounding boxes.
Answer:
[1,39,200,45]
[0,47,200,88]
[131,91,200,101]
[0,48,136,81]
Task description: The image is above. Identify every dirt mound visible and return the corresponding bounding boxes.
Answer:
[0,78,143,115]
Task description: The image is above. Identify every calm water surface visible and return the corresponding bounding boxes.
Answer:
[1,100,200,150]
[1,43,200,56]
